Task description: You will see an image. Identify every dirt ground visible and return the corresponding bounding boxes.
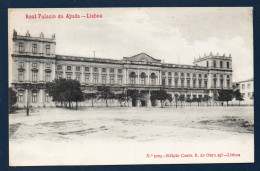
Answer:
[9,106,254,166]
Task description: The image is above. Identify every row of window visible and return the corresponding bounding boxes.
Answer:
[162,72,208,78]
[19,62,51,69]
[207,60,230,69]
[57,65,123,73]
[241,83,252,90]
[18,42,51,55]
[18,71,51,82]
[17,91,50,103]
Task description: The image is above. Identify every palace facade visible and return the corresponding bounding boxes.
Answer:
[11,30,232,107]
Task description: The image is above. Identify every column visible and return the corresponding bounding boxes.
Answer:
[137,69,140,84]
[81,67,84,84]
[147,69,150,85]
[51,62,55,81]
[26,61,30,82]
[90,67,93,84]
[39,89,43,104]
[39,62,44,82]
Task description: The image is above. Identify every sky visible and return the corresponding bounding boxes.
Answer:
[8,7,253,82]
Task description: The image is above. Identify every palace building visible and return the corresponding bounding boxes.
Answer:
[11,30,233,107]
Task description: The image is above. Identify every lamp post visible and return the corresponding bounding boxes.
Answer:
[26,84,30,116]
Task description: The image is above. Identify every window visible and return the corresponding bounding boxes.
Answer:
[94,67,98,72]
[18,42,24,52]
[162,79,166,86]
[175,72,178,76]
[242,84,245,90]
[57,73,62,79]
[247,83,251,89]
[162,71,165,76]
[198,74,202,78]
[45,92,50,102]
[187,73,190,77]
[227,75,230,79]
[204,80,208,88]
[248,92,251,98]
[67,66,71,71]
[214,74,217,78]
[193,73,196,77]
[102,68,106,72]
[214,79,217,88]
[206,61,209,67]
[168,72,172,76]
[32,44,37,54]
[18,71,24,81]
[66,73,72,79]
[193,79,196,88]
[199,80,202,88]
[204,74,207,78]
[18,92,23,102]
[45,63,50,68]
[118,76,122,85]
[85,67,89,72]
[32,71,37,82]
[118,69,122,73]
[102,76,106,84]
[32,92,37,103]
[110,68,114,73]
[57,65,62,70]
[110,76,114,84]
[46,45,50,55]
[76,66,81,71]
[93,75,98,84]
[175,79,178,87]
[141,77,146,85]
[187,79,190,88]
[18,62,24,67]
[227,62,230,69]
[181,79,184,88]
[85,75,90,83]
[45,72,51,82]
[220,61,223,68]
[181,73,184,77]
[213,61,216,68]
[151,77,156,85]
[220,80,224,89]
[76,74,81,81]
[32,62,37,68]
[130,77,135,84]
[227,80,230,89]
[168,79,172,86]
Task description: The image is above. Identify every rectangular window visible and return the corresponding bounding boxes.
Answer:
[46,45,50,55]
[227,80,230,89]
[198,74,202,78]
[187,79,190,88]
[193,80,196,88]
[85,67,89,72]
[93,75,98,84]
[102,76,106,84]
[248,92,251,98]
[32,44,37,54]
[94,67,98,72]
[181,73,184,77]
[181,79,184,88]
[187,73,190,77]
[204,74,207,78]
[227,75,230,79]
[118,76,122,85]
[162,72,165,76]
[66,73,72,79]
[57,73,62,79]
[242,84,245,90]
[102,68,106,72]
[76,74,81,81]
[220,61,223,68]
[175,72,178,76]
[168,72,171,76]
[57,65,62,70]
[199,80,202,88]
[45,63,50,68]
[141,77,145,85]
[118,69,122,73]
[213,61,216,68]
[175,79,178,87]
[76,66,81,71]
[214,80,217,88]
[32,71,37,82]
[247,83,251,89]
[18,71,24,81]
[67,66,71,71]
[18,42,24,52]
[45,72,51,82]
[204,80,207,88]
[85,75,90,83]
[227,62,230,69]
[168,79,172,86]
[32,62,37,68]
[18,62,24,67]
[193,73,196,78]
[110,68,114,73]
[162,79,166,86]
[130,77,135,84]
[45,92,50,102]
[110,76,115,84]
[32,92,37,103]
[18,92,23,102]
[220,80,224,89]
[151,78,156,85]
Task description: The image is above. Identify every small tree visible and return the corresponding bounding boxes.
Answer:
[9,88,17,113]
[217,90,234,106]
[97,86,115,107]
[233,89,244,106]
[116,92,127,107]
[127,89,142,107]
[179,95,185,108]
[202,95,209,106]
[85,93,97,107]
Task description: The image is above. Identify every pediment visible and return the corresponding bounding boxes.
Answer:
[123,53,161,63]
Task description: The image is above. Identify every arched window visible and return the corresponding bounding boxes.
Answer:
[213,61,216,68]
[18,91,24,102]
[220,61,223,68]
[32,91,37,103]
[227,62,230,69]
[129,72,136,84]
[206,61,209,67]
[151,73,156,85]
[140,72,146,85]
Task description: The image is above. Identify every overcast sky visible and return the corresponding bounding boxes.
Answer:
[9,7,253,82]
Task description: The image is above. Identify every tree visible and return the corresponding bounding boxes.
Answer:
[150,89,172,108]
[217,90,234,106]
[9,88,17,113]
[127,89,142,107]
[179,94,185,108]
[46,78,84,109]
[85,93,97,107]
[186,97,192,106]
[116,92,127,107]
[202,95,209,106]
[97,86,115,107]
[233,89,244,106]
[174,94,179,108]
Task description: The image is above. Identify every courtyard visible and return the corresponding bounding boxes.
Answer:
[9,106,254,165]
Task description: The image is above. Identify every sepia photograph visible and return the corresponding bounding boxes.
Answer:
[8,7,254,166]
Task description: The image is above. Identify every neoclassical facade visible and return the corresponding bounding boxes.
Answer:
[11,30,233,107]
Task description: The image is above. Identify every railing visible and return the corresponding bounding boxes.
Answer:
[13,51,54,56]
